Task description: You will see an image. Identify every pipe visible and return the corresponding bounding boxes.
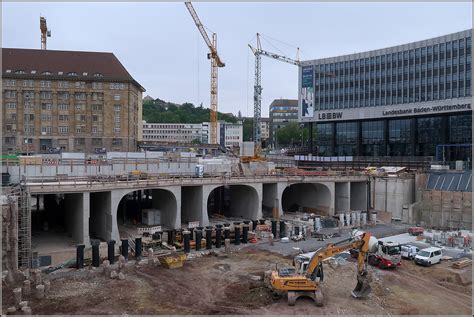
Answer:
[91,240,100,267]
[183,230,191,253]
[135,237,142,259]
[76,244,85,269]
[108,240,115,264]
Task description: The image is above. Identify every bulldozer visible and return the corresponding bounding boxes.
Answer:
[269,231,375,306]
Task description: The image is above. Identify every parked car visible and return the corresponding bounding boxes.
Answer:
[414,247,442,266]
[401,245,420,259]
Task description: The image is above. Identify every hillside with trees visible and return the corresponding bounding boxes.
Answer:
[143,98,238,124]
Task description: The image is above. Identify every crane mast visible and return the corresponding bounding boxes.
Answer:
[248,33,300,153]
[40,16,51,50]
[185,2,225,145]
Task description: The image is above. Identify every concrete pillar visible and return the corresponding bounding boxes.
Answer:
[121,239,129,260]
[181,186,203,226]
[215,225,222,248]
[205,226,213,250]
[183,231,191,253]
[195,228,202,251]
[76,244,85,269]
[135,237,142,259]
[151,187,181,229]
[279,221,286,238]
[234,223,241,245]
[107,240,115,264]
[91,240,100,267]
[91,191,114,242]
[64,192,90,246]
[242,224,249,244]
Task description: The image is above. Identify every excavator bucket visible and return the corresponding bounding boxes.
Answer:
[351,272,372,298]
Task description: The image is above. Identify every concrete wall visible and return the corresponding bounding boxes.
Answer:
[227,185,261,220]
[418,190,472,230]
[335,182,350,212]
[151,187,181,229]
[64,193,89,245]
[181,186,203,224]
[373,177,415,220]
[90,191,112,242]
[350,182,367,211]
[262,183,278,210]
[281,183,332,215]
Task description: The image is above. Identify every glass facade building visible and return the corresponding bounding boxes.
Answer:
[299,29,472,161]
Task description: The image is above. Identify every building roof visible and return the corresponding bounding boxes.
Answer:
[269,99,298,107]
[2,48,144,91]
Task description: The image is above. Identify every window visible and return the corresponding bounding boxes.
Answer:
[114,104,121,112]
[4,79,16,86]
[59,126,69,134]
[76,114,86,121]
[23,125,34,134]
[23,102,34,110]
[14,70,25,74]
[92,82,103,89]
[40,81,51,88]
[92,104,103,111]
[23,114,34,121]
[5,90,17,98]
[40,91,52,99]
[450,114,472,143]
[92,138,102,145]
[6,102,16,109]
[114,116,120,123]
[114,126,121,133]
[5,137,16,145]
[41,114,52,121]
[58,92,70,100]
[75,92,86,100]
[74,138,85,145]
[41,103,52,110]
[42,71,52,75]
[58,81,69,89]
[114,94,121,101]
[92,126,98,134]
[112,138,122,145]
[23,80,34,87]
[76,126,83,133]
[58,104,69,111]
[75,81,86,89]
[67,72,78,76]
[59,115,69,121]
[41,126,52,134]
[75,104,84,111]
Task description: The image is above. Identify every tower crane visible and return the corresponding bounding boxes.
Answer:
[40,16,51,50]
[185,2,225,145]
[248,33,300,156]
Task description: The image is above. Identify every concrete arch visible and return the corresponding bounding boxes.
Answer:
[110,186,181,241]
[281,182,333,216]
[204,184,262,225]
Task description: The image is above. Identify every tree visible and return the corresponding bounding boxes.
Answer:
[238,110,242,119]
[192,138,202,144]
[242,118,254,141]
[275,122,309,146]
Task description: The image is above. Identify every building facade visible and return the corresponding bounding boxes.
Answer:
[260,117,270,146]
[269,99,298,148]
[142,121,203,143]
[202,121,243,148]
[2,48,144,154]
[299,30,472,161]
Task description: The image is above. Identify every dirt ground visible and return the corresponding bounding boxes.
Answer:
[2,245,472,315]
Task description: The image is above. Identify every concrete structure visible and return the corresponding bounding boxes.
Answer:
[22,174,369,246]
[142,121,203,144]
[269,99,298,148]
[2,48,145,154]
[372,175,415,221]
[260,117,270,147]
[299,29,472,162]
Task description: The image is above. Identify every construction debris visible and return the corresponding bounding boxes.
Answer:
[452,258,472,269]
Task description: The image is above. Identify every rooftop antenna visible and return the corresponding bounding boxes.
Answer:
[40,16,51,50]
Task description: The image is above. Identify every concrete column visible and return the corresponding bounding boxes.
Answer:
[94,191,115,242]
[181,186,203,226]
[151,187,181,229]
[64,193,90,246]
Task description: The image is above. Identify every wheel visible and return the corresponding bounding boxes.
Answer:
[427,261,431,267]
[287,291,296,306]
[314,290,324,307]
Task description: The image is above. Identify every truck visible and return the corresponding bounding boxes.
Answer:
[349,231,401,269]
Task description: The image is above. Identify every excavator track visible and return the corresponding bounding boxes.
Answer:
[287,290,324,307]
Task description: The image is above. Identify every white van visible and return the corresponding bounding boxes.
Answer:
[414,247,442,266]
[401,245,420,260]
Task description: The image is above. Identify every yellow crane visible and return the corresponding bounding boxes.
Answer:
[185,2,225,145]
[40,16,51,50]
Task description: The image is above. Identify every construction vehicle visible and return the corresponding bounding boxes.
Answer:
[269,231,376,306]
[349,232,402,269]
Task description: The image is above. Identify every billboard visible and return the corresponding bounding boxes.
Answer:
[301,66,314,118]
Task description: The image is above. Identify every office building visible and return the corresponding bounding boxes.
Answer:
[269,99,298,148]
[142,122,203,143]
[299,29,472,161]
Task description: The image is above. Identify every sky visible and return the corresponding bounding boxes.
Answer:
[2,2,472,118]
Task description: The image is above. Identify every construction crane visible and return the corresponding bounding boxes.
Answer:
[40,16,51,50]
[248,33,300,156]
[185,2,225,145]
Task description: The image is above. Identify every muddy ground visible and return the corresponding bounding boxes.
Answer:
[2,245,472,315]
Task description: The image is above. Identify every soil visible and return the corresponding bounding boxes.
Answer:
[2,246,472,315]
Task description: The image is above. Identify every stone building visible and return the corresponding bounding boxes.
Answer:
[2,48,145,154]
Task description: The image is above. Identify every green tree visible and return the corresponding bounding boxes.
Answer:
[275,122,309,146]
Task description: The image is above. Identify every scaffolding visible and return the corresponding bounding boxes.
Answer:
[17,184,32,268]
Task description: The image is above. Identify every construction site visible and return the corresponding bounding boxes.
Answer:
[2,2,473,316]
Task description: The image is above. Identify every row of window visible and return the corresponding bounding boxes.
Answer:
[17,125,119,135]
[316,114,472,149]
[3,137,123,146]
[3,79,126,90]
[3,102,120,112]
[311,36,472,110]
[3,90,121,101]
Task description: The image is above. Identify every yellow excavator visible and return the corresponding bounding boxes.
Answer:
[270,231,374,306]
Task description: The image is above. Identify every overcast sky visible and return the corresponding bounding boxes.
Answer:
[2,2,472,117]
